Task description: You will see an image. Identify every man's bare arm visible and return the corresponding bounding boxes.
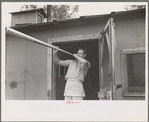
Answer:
[73,54,91,69]
[53,49,69,67]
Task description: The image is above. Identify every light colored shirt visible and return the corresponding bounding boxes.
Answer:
[65,60,89,82]
[64,60,90,97]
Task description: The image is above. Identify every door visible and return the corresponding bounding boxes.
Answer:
[54,40,99,100]
[98,18,116,100]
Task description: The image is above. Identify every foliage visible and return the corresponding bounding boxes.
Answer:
[21,5,79,21]
[125,5,146,10]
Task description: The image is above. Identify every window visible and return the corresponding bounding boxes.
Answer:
[59,65,67,77]
[127,53,145,92]
[37,13,43,23]
[121,48,145,96]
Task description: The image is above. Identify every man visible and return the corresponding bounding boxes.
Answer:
[54,47,91,100]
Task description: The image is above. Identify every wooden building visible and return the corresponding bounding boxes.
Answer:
[5,8,146,100]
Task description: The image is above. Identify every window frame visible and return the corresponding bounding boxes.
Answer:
[121,47,145,97]
[36,12,43,23]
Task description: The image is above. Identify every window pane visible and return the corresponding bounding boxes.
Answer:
[127,53,145,91]
[59,65,65,77]
[37,14,42,23]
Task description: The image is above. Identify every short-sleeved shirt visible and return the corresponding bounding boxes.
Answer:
[65,60,90,82]
[64,60,90,97]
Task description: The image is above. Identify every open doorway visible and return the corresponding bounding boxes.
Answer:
[53,39,99,100]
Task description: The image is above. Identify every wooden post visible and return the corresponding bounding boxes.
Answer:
[110,18,116,100]
[98,37,102,99]
[46,39,53,100]
[52,44,57,100]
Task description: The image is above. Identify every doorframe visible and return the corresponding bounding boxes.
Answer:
[47,33,100,100]
[98,18,116,100]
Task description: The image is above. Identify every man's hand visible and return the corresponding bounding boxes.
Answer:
[73,53,90,69]
[73,54,78,58]
[54,46,59,53]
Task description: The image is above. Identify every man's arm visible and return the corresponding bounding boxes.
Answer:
[73,54,91,69]
[53,49,69,67]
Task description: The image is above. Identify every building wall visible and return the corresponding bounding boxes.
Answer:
[5,35,26,100]
[114,17,145,100]
[11,12,36,26]
[52,18,108,38]
[5,28,53,100]
[6,10,145,100]
[50,13,145,100]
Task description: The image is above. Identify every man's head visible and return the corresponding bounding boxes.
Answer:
[77,47,86,58]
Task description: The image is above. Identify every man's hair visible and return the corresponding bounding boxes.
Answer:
[79,47,87,54]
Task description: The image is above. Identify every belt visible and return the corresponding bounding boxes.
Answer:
[67,79,82,82]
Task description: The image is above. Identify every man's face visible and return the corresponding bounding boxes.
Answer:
[77,49,86,58]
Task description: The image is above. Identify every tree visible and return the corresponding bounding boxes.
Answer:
[125,5,146,10]
[21,5,79,21]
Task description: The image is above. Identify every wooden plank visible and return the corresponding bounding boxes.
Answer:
[100,66,104,88]
[106,32,110,52]
[98,18,113,100]
[105,32,111,75]
[101,36,105,66]
[99,32,111,67]
[121,52,128,96]
[111,23,117,49]
[46,39,53,100]
[52,44,57,100]
[98,34,103,41]
[50,33,100,43]
[110,18,116,100]
[98,39,105,99]
[121,47,145,54]
[121,48,145,97]
[103,19,110,32]
[108,19,112,98]
[128,87,145,91]
[123,91,145,97]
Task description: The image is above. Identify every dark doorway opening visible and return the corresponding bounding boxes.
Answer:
[54,40,99,100]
